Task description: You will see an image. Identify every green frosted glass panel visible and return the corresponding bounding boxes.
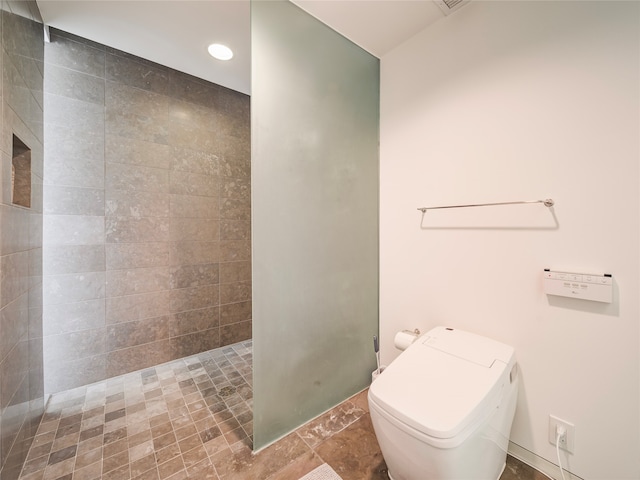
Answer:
[251,0,380,451]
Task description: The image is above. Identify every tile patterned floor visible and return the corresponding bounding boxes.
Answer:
[17,341,548,480]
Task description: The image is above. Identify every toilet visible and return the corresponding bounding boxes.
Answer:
[368,326,518,480]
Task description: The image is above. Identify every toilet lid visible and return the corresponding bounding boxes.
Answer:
[369,327,515,440]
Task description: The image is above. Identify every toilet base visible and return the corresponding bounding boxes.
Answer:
[370,376,517,480]
[388,461,506,480]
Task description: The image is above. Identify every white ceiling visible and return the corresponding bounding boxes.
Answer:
[36,0,446,95]
[292,1,443,57]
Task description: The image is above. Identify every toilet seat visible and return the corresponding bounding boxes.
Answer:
[368,327,515,446]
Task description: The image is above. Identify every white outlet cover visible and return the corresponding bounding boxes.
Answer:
[548,415,575,453]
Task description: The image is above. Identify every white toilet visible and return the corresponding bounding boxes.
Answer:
[368,326,518,480]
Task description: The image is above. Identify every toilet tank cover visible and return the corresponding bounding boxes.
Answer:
[369,326,516,440]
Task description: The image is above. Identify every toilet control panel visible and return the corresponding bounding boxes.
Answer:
[543,269,613,303]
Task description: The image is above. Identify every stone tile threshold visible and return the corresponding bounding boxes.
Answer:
[17,341,548,480]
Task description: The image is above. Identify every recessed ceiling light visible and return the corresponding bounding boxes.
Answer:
[208,43,233,61]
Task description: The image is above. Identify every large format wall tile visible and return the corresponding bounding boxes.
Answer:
[43,123,104,188]
[220,239,251,262]
[1,251,29,308]
[222,176,251,201]
[105,162,169,193]
[169,170,219,197]
[106,81,168,118]
[105,190,169,217]
[2,8,43,59]
[220,281,251,305]
[43,29,105,77]
[43,215,104,245]
[105,267,169,297]
[27,248,42,285]
[105,243,170,270]
[3,51,34,125]
[105,51,169,95]
[170,306,218,337]
[168,97,220,129]
[167,121,220,154]
[43,185,104,216]
[220,301,252,326]
[0,204,30,254]
[220,261,251,283]
[42,244,104,274]
[1,150,12,206]
[220,197,250,221]
[168,70,220,109]
[43,63,104,105]
[28,219,42,259]
[0,337,29,409]
[170,145,218,175]
[105,291,170,325]
[169,263,219,289]
[43,354,105,393]
[169,217,219,242]
[221,219,250,241]
[105,216,169,243]
[169,241,220,266]
[105,134,171,169]
[169,285,219,314]
[43,299,104,336]
[106,339,172,378]
[219,145,251,178]
[105,109,168,144]
[0,294,29,363]
[43,327,106,364]
[105,315,170,350]
[170,329,219,358]
[42,271,105,305]
[221,320,251,346]
[44,94,104,134]
[169,194,218,219]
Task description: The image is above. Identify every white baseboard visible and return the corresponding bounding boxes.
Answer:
[508,441,584,480]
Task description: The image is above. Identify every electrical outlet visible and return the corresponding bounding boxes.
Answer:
[549,415,575,453]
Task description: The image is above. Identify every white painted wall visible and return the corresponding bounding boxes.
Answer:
[379,2,639,479]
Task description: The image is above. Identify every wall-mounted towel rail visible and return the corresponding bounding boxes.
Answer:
[417,199,554,213]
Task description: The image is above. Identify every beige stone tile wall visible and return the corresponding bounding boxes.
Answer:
[42,29,251,395]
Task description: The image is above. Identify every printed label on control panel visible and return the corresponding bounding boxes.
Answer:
[543,270,612,303]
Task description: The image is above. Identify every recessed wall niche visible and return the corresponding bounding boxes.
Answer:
[12,134,31,208]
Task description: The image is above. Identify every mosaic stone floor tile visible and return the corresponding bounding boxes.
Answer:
[18,342,253,480]
[18,340,547,480]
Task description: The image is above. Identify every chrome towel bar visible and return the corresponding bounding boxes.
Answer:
[417,199,554,213]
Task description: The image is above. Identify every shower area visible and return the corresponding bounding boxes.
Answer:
[41,29,252,394]
[0,1,379,478]
[43,29,251,393]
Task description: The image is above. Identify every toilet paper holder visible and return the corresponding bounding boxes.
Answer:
[394,328,422,351]
[402,328,421,336]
